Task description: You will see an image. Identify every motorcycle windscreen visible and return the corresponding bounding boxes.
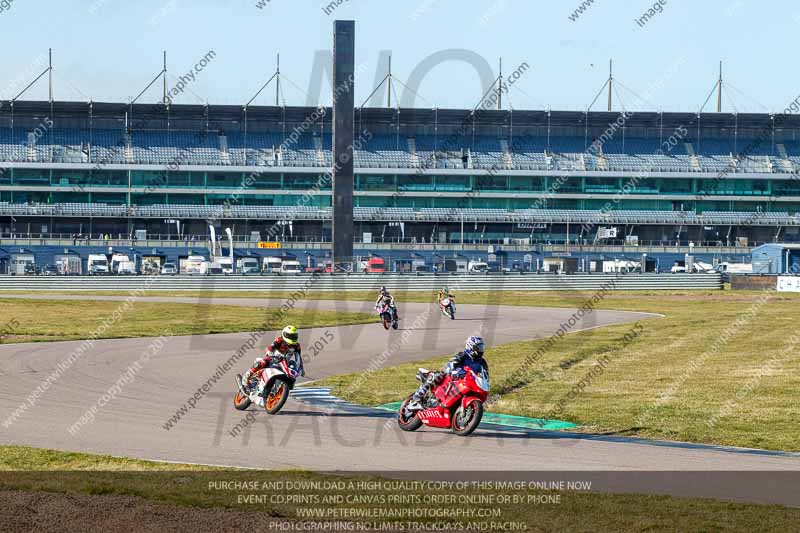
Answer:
[465,361,488,374]
[285,352,303,376]
[464,362,490,391]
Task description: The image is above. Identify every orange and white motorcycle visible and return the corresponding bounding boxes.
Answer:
[234,351,303,414]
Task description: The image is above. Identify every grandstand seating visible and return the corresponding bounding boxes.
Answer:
[1,201,797,225]
[3,125,800,174]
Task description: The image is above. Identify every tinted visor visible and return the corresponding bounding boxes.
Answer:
[284,331,299,343]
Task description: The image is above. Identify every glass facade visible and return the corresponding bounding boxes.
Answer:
[0,168,798,212]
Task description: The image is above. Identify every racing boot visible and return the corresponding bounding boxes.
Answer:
[406,395,424,411]
[241,369,254,391]
[236,374,248,396]
[406,381,428,410]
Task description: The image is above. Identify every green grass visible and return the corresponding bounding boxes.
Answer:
[0,297,376,343]
[2,445,798,532]
[4,289,800,451]
[314,289,800,452]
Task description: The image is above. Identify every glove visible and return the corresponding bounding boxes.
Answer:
[452,368,466,379]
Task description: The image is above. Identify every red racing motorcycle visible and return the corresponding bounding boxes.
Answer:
[397,363,489,436]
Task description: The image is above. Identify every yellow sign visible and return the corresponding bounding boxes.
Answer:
[257,242,282,249]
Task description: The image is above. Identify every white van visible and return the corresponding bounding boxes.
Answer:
[184,255,209,275]
[211,256,233,274]
[717,262,753,274]
[262,256,283,273]
[468,260,489,273]
[88,254,109,275]
[111,254,135,275]
[281,259,302,274]
[237,257,260,275]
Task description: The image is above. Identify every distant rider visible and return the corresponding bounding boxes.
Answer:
[407,335,487,410]
[437,286,455,305]
[240,325,304,389]
[375,286,399,321]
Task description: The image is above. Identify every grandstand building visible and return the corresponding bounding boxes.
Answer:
[1,101,800,263]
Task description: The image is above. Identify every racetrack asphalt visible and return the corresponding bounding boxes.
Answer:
[1,295,798,506]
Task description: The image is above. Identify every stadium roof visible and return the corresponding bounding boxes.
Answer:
[1,100,797,132]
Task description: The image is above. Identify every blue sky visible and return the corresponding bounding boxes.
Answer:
[0,0,796,113]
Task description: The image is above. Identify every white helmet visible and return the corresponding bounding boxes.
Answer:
[465,335,485,359]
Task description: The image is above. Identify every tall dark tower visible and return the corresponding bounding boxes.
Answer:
[332,20,355,271]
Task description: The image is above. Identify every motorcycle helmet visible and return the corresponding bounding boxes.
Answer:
[465,335,485,359]
[282,325,299,345]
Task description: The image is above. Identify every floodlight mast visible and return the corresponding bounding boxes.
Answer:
[387,54,392,108]
[243,54,282,155]
[9,48,55,130]
[699,60,724,113]
[244,54,281,109]
[131,51,168,106]
[127,51,168,131]
[498,58,502,110]
[585,59,613,112]
[48,48,53,103]
[473,58,506,113]
[360,54,399,109]
[163,51,167,104]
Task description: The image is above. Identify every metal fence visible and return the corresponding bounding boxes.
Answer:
[0,237,753,255]
[0,272,722,292]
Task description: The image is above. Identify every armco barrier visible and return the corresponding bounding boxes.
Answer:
[730,275,777,291]
[0,273,722,292]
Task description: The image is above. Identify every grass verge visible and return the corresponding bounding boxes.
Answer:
[1,445,797,532]
[0,297,375,343]
[4,289,799,450]
[312,290,800,452]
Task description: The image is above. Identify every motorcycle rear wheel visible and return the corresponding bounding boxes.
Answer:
[452,400,483,436]
[397,395,423,431]
[264,380,291,414]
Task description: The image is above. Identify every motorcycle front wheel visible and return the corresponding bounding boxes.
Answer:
[397,395,423,431]
[382,314,390,330]
[233,391,251,411]
[264,379,291,414]
[233,374,252,410]
[451,400,483,436]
